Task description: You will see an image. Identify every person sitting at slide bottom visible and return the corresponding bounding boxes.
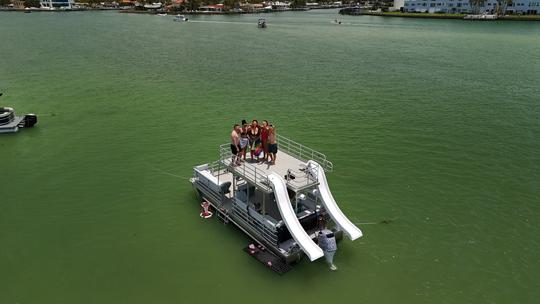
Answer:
[318,230,338,271]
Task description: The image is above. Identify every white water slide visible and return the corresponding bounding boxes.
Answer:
[267,173,324,262]
[307,161,363,241]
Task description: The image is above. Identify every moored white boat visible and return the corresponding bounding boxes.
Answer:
[143,3,162,9]
[464,14,498,20]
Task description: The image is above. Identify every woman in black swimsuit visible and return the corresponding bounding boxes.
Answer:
[249,119,261,161]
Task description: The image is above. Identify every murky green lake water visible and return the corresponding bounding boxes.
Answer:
[1,9,539,304]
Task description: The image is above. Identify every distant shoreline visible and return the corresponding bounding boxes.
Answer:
[0,6,345,15]
[340,11,540,22]
[0,8,115,12]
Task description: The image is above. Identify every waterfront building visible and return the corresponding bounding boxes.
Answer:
[271,1,292,10]
[40,0,74,9]
[198,4,225,12]
[395,0,539,14]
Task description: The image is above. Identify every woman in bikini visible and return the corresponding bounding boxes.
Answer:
[239,123,250,161]
[260,120,269,163]
[248,119,261,161]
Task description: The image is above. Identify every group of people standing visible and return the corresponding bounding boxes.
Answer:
[230,119,277,166]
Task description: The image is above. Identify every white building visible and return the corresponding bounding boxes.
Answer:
[395,0,539,14]
[392,0,405,11]
[40,0,74,9]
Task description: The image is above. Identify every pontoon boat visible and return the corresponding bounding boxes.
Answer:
[190,135,362,273]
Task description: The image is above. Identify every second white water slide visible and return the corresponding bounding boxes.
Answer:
[307,160,363,241]
[267,172,324,261]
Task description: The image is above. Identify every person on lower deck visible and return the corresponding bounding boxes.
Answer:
[230,124,241,165]
[318,230,338,271]
[267,124,277,165]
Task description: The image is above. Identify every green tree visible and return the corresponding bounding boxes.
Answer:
[469,0,486,14]
[495,0,512,15]
[0,0,11,7]
[24,0,40,7]
[290,0,306,8]
[186,0,200,11]
[223,0,236,9]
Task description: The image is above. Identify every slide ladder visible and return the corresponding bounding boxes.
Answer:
[307,161,363,241]
[267,173,324,262]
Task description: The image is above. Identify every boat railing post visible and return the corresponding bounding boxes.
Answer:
[217,161,221,188]
[262,192,266,216]
[232,172,236,199]
[295,192,298,214]
[247,177,250,212]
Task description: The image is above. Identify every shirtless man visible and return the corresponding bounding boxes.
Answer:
[230,124,241,165]
[267,124,278,165]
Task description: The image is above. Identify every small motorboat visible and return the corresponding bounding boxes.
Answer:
[257,18,267,28]
[0,93,38,134]
[174,14,189,22]
[156,13,167,17]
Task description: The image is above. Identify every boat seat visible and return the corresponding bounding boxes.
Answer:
[198,169,230,195]
[220,182,231,195]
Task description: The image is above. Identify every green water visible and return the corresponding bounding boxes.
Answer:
[1,9,540,303]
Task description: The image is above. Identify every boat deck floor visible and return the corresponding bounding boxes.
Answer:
[221,150,317,191]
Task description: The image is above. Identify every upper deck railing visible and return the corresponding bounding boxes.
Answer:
[276,134,333,172]
[218,135,332,192]
[219,144,272,192]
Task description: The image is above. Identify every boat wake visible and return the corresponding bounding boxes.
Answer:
[151,167,190,180]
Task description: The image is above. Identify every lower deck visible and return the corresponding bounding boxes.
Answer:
[192,166,342,263]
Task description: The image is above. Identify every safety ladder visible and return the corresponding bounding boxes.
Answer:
[217,207,230,225]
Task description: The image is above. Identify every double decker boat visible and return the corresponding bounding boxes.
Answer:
[190,134,362,273]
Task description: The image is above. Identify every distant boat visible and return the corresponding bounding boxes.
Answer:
[464,14,498,20]
[156,13,167,16]
[174,15,189,22]
[0,108,37,134]
[144,3,163,9]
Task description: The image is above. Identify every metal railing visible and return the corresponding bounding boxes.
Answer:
[219,144,272,192]
[285,166,319,190]
[207,160,222,174]
[276,134,333,172]
[232,200,279,246]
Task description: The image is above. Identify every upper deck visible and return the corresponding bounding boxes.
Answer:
[219,135,333,193]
